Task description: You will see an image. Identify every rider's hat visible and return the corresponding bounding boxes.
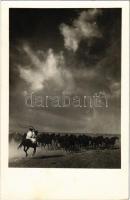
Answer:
[29,126,35,131]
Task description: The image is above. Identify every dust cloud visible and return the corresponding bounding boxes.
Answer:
[9,139,51,160]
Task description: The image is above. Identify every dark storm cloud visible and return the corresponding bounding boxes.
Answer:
[9,8,121,133]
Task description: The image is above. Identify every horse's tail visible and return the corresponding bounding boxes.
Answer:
[17,142,23,149]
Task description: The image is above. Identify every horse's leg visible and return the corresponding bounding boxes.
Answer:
[26,147,30,157]
[33,146,36,156]
[24,146,29,157]
[24,146,27,157]
[17,142,22,149]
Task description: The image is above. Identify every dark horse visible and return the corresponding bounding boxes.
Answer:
[17,129,39,157]
[18,139,38,157]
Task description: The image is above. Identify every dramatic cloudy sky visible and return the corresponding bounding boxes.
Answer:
[9,8,121,134]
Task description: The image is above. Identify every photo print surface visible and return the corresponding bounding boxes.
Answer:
[9,8,121,168]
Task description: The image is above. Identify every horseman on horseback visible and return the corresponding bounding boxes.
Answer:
[26,127,38,144]
[18,127,39,157]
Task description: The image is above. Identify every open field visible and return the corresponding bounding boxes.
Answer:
[9,141,121,168]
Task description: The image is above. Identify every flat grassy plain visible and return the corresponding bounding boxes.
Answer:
[9,141,121,168]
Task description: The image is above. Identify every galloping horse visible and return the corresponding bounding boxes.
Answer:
[18,139,38,157]
[17,129,38,157]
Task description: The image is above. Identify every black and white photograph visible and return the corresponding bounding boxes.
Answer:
[0,1,129,200]
[9,8,122,168]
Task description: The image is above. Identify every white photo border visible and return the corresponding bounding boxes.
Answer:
[1,1,129,200]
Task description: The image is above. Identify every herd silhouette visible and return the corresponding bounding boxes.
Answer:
[10,132,119,153]
[37,133,119,152]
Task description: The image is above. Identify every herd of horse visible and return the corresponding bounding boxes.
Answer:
[37,133,119,151]
[9,132,120,157]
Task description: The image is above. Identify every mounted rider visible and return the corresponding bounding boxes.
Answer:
[18,127,39,156]
[21,127,38,146]
[26,127,38,143]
